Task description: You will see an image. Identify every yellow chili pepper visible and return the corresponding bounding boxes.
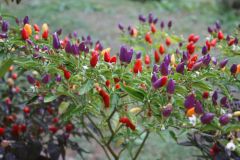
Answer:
[23,24,32,36]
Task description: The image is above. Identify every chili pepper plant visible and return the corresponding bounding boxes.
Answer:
[0,13,239,160]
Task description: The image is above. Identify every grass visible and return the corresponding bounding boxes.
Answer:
[0,0,239,159]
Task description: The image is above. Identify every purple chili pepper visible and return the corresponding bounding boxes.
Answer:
[153,64,159,73]
[138,15,146,23]
[0,33,8,39]
[153,18,158,24]
[27,75,35,84]
[201,113,214,124]
[219,114,230,126]
[184,94,196,109]
[207,27,213,33]
[202,54,211,66]
[219,59,228,68]
[202,46,208,55]
[195,101,204,114]
[57,28,62,36]
[162,104,173,117]
[176,62,185,74]
[160,62,169,76]
[55,74,62,82]
[160,21,164,29]
[119,45,133,64]
[212,57,217,65]
[167,20,172,29]
[118,23,124,31]
[167,79,175,94]
[42,74,51,84]
[230,64,237,74]
[52,32,61,49]
[212,90,218,106]
[65,41,72,53]
[151,72,158,83]
[2,20,9,32]
[23,16,29,24]
[148,13,153,24]
[191,61,203,71]
[136,51,142,59]
[71,44,79,55]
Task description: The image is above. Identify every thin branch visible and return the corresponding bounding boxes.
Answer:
[133,130,150,160]
[84,122,111,160]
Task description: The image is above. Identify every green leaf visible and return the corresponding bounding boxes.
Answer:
[44,94,59,103]
[175,85,188,95]
[223,124,240,133]
[0,58,13,77]
[79,80,94,95]
[120,83,145,102]
[58,101,70,114]
[169,130,178,142]
[192,80,211,91]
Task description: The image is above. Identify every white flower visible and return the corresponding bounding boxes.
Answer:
[226,140,236,151]
[189,115,197,126]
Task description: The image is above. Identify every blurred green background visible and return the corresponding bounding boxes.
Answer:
[0,0,239,159]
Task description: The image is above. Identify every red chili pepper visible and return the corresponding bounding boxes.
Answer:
[154,50,160,63]
[52,117,59,123]
[159,76,168,87]
[21,28,29,40]
[206,40,211,50]
[119,117,136,131]
[190,54,198,62]
[90,51,99,67]
[110,56,117,63]
[63,69,71,80]
[165,37,171,46]
[187,42,195,54]
[228,39,235,46]
[133,59,142,73]
[65,123,74,133]
[211,38,217,47]
[49,125,58,134]
[187,61,195,70]
[218,31,224,40]
[11,124,20,136]
[104,51,111,62]
[115,83,120,90]
[99,88,110,108]
[113,78,120,83]
[42,30,48,39]
[23,106,30,114]
[0,127,5,136]
[144,54,150,65]
[202,91,209,99]
[151,23,156,33]
[145,32,152,44]
[12,73,18,80]
[34,24,40,32]
[105,80,111,88]
[188,34,195,42]
[159,44,165,55]
[20,124,27,133]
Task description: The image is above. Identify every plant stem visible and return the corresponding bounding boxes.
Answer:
[84,123,112,160]
[132,130,150,160]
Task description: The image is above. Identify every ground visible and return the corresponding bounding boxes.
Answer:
[0,0,239,159]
